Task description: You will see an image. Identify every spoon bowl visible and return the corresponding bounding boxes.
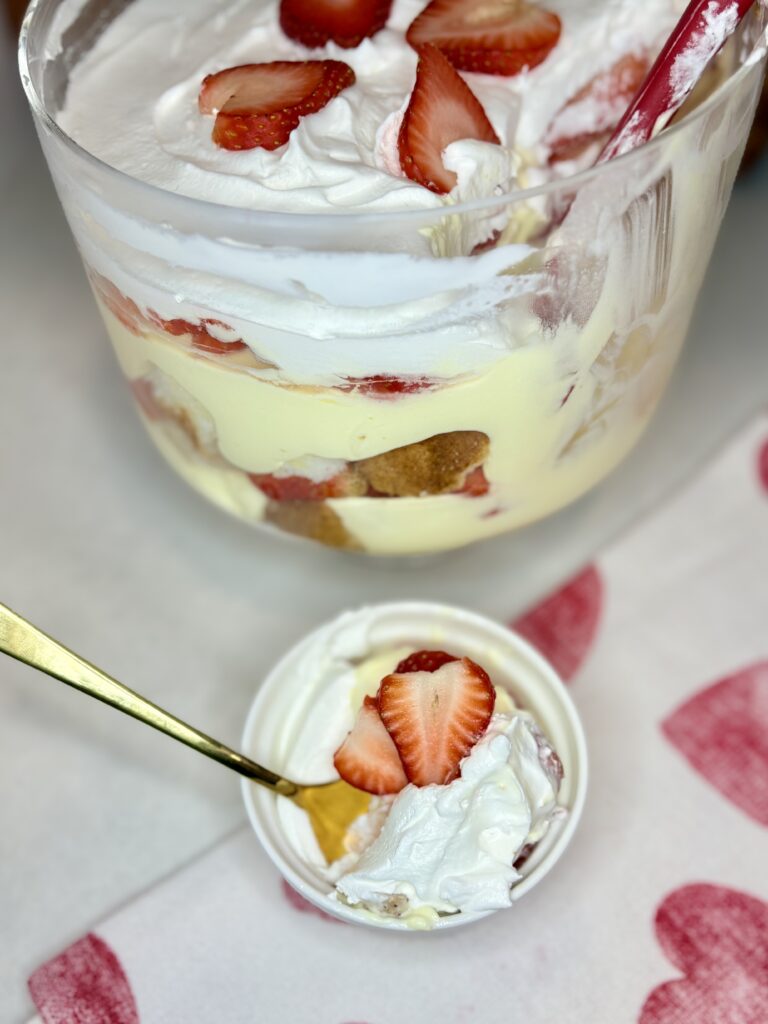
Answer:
[290,778,370,864]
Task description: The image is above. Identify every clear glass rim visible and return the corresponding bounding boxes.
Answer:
[17,0,768,228]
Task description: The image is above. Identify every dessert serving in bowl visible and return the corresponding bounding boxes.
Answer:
[19,0,768,556]
[242,602,587,929]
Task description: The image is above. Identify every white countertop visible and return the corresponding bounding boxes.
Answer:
[1,18,767,1022]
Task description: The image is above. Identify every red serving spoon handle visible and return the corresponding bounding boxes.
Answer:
[599,0,757,162]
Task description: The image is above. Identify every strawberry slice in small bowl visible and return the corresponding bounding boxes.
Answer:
[406,0,561,76]
[332,649,496,797]
[199,60,355,151]
[378,653,496,786]
[280,0,393,49]
[248,468,365,502]
[398,44,500,195]
[333,696,408,795]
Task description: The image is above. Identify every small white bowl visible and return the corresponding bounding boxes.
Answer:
[241,601,587,931]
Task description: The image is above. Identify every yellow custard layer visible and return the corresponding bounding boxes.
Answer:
[103,293,687,555]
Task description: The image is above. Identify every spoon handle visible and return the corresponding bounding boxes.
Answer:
[600,0,758,163]
[0,602,295,795]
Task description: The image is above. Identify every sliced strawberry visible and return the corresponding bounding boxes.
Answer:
[547,53,650,163]
[598,0,756,165]
[378,656,495,786]
[279,0,393,49]
[339,374,436,398]
[456,466,490,497]
[199,61,355,151]
[395,650,458,674]
[248,470,364,501]
[471,229,502,256]
[90,273,149,337]
[147,313,248,355]
[406,0,561,77]
[87,273,247,353]
[333,696,408,795]
[398,44,499,194]
[129,378,164,421]
[188,323,247,355]
[250,474,328,501]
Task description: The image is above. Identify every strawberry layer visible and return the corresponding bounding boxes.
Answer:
[105,288,687,554]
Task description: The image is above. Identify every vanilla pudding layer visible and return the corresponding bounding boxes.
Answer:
[105,294,682,556]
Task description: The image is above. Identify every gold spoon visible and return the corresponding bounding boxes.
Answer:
[0,602,370,863]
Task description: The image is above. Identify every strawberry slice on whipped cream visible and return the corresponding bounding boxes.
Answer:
[199,60,355,151]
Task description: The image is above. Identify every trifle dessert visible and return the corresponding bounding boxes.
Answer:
[241,603,581,929]
[20,0,768,554]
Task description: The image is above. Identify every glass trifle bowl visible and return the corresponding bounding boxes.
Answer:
[19,0,768,556]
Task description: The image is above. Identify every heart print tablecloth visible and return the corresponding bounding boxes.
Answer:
[27,415,768,1024]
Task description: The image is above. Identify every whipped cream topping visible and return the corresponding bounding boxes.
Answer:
[55,0,686,214]
[335,711,561,916]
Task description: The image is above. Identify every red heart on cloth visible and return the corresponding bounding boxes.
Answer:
[758,439,768,492]
[511,565,603,681]
[662,662,768,827]
[639,883,768,1022]
[29,933,139,1024]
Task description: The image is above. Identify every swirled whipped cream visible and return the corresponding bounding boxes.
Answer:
[335,710,562,919]
[55,0,685,214]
